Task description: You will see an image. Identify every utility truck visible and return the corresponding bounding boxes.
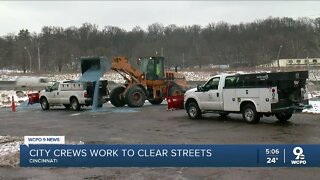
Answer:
[184,71,309,123]
[39,80,109,111]
[39,57,110,111]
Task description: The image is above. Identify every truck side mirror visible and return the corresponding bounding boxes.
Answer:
[45,86,51,92]
[137,58,141,66]
[197,85,203,92]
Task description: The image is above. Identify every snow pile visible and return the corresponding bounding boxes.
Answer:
[0,75,18,81]
[102,72,125,83]
[308,91,320,99]
[0,69,24,74]
[47,71,214,83]
[301,91,320,114]
[0,136,22,167]
[181,70,273,81]
[303,101,320,114]
[0,91,29,108]
[181,71,213,81]
[46,72,125,83]
[48,74,81,82]
[0,69,23,81]
[309,70,320,81]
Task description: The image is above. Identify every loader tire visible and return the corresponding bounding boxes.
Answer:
[110,86,126,107]
[148,98,163,105]
[125,86,146,107]
[168,84,183,96]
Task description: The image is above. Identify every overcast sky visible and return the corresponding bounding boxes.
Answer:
[0,1,320,36]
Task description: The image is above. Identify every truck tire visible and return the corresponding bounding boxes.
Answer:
[242,104,260,124]
[70,97,80,111]
[148,98,163,105]
[125,86,146,107]
[110,86,126,107]
[275,112,292,122]
[187,102,202,119]
[40,97,49,110]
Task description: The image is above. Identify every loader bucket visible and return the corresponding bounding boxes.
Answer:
[80,57,112,81]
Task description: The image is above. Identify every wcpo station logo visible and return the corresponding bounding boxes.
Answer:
[291,147,307,165]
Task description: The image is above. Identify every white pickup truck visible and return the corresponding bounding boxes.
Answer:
[184,71,309,123]
[39,80,109,111]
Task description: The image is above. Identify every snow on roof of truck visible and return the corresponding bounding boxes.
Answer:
[214,71,274,77]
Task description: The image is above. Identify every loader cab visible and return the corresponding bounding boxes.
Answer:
[138,56,164,80]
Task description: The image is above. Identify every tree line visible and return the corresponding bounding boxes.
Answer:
[0,17,319,73]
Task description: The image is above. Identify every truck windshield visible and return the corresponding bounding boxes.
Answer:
[51,82,60,91]
[204,77,220,90]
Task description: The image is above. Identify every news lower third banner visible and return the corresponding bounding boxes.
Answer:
[20,144,320,167]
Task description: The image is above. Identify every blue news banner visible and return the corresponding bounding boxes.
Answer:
[20,144,320,167]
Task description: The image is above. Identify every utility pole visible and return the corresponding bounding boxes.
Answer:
[182,53,185,69]
[304,49,309,71]
[24,46,32,73]
[38,44,41,72]
[277,45,283,69]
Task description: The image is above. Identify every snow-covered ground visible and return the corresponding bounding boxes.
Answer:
[303,101,320,114]
[0,135,84,167]
[0,90,29,108]
[0,69,24,74]
[308,69,320,81]
[0,136,22,167]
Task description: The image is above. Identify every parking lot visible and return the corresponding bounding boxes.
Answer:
[0,102,320,179]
